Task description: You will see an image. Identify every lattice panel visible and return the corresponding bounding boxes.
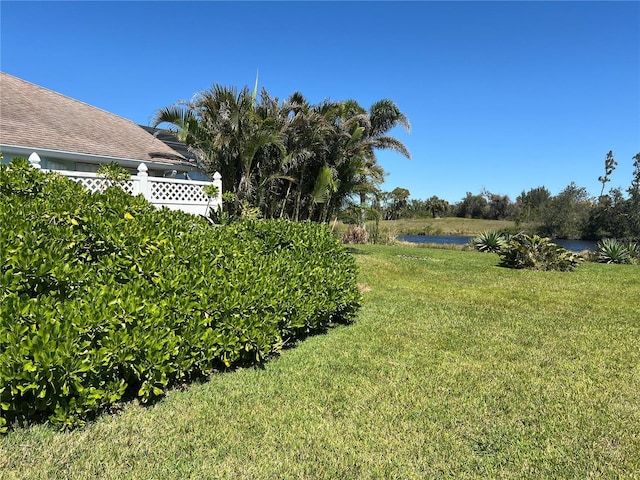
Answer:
[150,181,208,202]
[69,176,134,194]
[122,181,134,194]
[69,176,105,193]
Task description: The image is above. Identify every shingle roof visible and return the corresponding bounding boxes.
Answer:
[0,72,192,167]
[140,126,198,163]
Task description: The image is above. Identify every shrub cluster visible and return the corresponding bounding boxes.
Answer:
[498,234,583,271]
[472,231,583,271]
[0,160,360,430]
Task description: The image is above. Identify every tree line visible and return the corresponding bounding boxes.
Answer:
[153,85,637,240]
[379,151,640,240]
[153,82,410,223]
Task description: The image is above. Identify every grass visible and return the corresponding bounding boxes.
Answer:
[333,217,523,238]
[377,217,521,235]
[2,245,639,479]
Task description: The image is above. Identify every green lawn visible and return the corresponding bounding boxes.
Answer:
[2,245,639,479]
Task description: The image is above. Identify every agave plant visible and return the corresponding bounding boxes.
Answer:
[499,233,583,271]
[596,238,631,264]
[472,231,507,253]
[626,241,640,263]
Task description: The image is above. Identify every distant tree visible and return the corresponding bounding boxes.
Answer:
[628,153,640,239]
[540,182,593,238]
[482,189,514,220]
[384,187,410,220]
[585,187,630,238]
[424,195,450,218]
[403,198,426,218]
[455,192,488,219]
[586,151,640,240]
[514,186,551,224]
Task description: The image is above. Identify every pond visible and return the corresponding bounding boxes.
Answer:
[398,235,598,252]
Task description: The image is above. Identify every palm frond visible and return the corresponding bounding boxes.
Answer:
[151,104,199,143]
[312,164,334,204]
[346,125,365,149]
[369,99,411,136]
[371,136,411,159]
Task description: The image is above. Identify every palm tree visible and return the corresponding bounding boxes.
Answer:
[424,196,450,218]
[153,84,284,215]
[151,101,213,173]
[356,99,411,225]
[318,99,411,225]
[277,95,342,221]
[153,86,410,224]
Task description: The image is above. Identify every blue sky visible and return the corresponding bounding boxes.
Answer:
[1,1,639,204]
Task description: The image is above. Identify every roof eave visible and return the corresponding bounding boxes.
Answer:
[0,144,195,171]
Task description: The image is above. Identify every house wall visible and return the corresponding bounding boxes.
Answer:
[1,151,74,171]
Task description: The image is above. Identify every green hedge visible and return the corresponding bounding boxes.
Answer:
[0,159,361,430]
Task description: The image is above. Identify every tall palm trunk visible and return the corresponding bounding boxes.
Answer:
[359,191,367,228]
[280,180,293,219]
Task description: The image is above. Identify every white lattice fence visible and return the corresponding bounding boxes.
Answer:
[146,175,221,215]
[68,176,135,195]
[149,178,210,203]
[31,157,222,217]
